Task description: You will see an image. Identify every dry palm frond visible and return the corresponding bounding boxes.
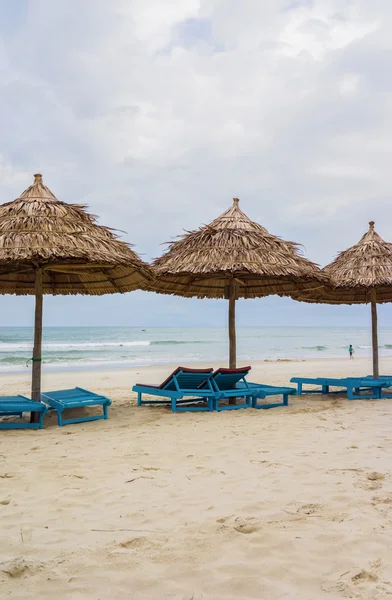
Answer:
[150,198,326,299]
[292,222,392,304]
[0,174,152,295]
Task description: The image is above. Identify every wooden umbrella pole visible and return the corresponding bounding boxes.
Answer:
[30,268,43,423]
[228,282,237,406]
[228,282,237,369]
[371,288,379,379]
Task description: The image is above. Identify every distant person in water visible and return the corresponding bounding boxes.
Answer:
[349,344,354,359]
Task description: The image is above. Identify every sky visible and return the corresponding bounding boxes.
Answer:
[0,0,391,328]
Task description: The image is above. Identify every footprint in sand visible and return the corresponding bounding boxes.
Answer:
[118,537,150,550]
[0,558,44,579]
[116,536,168,552]
[355,471,386,491]
[372,496,392,505]
[351,569,378,583]
[371,496,392,518]
[233,518,261,534]
[322,559,383,595]
[217,516,261,534]
[370,559,382,569]
[367,472,385,482]
[297,503,323,515]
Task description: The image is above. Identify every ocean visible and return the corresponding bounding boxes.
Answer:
[0,326,391,374]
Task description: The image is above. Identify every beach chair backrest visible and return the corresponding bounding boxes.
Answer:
[162,367,213,391]
[210,366,251,391]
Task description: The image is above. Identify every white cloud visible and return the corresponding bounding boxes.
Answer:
[0,155,30,190]
[1,0,392,323]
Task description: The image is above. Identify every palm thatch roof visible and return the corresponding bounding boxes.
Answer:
[0,173,152,295]
[151,198,326,298]
[292,221,392,304]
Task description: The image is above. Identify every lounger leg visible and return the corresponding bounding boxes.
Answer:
[322,385,329,394]
[137,392,142,407]
[297,383,302,395]
[347,387,354,401]
[57,410,63,426]
[171,399,177,413]
[103,405,108,419]
[283,394,289,406]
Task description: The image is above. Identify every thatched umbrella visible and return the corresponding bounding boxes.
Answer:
[151,198,325,369]
[291,221,392,378]
[0,173,152,419]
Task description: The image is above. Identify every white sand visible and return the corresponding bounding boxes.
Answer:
[1,357,392,599]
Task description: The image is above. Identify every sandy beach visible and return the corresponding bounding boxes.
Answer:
[1,357,392,599]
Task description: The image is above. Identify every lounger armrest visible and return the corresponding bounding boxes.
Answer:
[132,385,182,399]
[246,383,296,394]
[135,383,161,388]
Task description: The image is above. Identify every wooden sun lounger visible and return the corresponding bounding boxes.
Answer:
[207,367,256,411]
[41,387,112,426]
[356,376,392,398]
[134,366,295,413]
[290,377,392,400]
[208,367,295,411]
[133,367,215,412]
[238,382,296,409]
[0,396,48,429]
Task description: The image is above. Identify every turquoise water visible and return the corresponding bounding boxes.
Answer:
[0,326,391,373]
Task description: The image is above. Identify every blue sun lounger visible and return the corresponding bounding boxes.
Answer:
[41,387,112,426]
[244,383,296,409]
[290,377,392,400]
[207,367,254,411]
[0,396,48,429]
[356,376,392,398]
[133,367,215,412]
[208,367,295,411]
